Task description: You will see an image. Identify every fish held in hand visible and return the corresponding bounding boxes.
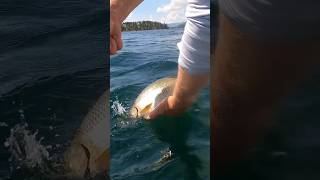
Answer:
[130,77,176,119]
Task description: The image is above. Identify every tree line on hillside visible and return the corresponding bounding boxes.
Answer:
[122,21,168,31]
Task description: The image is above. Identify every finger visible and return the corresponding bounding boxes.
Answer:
[115,33,123,50]
[148,98,168,119]
[110,38,117,55]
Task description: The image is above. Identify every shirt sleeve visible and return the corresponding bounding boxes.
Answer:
[178,16,210,75]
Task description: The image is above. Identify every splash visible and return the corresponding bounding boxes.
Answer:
[110,99,143,132]
[4,123,65,179]
[112,119,141,130]
[111,100,127,116]
[4,123,50,168]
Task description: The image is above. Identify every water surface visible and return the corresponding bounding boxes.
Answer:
[0,1,107,179]
[110,27,210,180]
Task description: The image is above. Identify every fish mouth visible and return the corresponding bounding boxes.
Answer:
[134,107,139,118]
[80,144,91,179]
[66,144,109,178]
[130,107,139,118]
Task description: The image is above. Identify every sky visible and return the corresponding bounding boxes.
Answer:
[123,0,187,24]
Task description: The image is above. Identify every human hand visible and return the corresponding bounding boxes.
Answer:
[110,9,123,55]
[110,0,143,54]
[148,96,192,119]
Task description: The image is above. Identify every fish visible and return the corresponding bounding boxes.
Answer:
[64,90,109,179]
[130,77,176,119]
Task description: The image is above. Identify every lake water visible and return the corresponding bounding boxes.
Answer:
[110,27,210,180]
[0,1,108,179]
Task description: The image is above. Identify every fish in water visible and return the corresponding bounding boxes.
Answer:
[64,90,109,179]
[130,77,176,119]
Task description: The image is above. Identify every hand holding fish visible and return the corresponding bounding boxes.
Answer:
[151,67,208,119]
[148,95,190,119]
[137,67,209,120]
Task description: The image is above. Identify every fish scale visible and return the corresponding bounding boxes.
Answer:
[64,90,109,178]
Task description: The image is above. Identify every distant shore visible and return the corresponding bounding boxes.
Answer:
[122,21,168,32]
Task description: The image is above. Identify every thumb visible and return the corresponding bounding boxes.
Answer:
[148,98,169,120]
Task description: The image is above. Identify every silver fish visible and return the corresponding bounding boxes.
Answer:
[64,90,109,178]
[130,77,176,119]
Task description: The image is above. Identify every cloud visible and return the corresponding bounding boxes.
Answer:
[157,0,187,23]
[157,0,187,12]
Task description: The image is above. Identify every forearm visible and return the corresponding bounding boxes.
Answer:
[172,66,209,110]
[110,0,143,22]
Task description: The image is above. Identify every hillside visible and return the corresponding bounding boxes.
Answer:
[122,21,168,31]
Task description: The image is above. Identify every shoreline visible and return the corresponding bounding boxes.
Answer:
[122,21,168,32]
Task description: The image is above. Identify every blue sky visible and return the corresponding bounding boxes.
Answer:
[124,0,187,23]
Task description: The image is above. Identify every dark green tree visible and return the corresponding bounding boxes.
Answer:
[122,21,169,32]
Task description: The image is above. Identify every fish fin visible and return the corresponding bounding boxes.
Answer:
[154,86,173,107]
[141,104,152,115]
